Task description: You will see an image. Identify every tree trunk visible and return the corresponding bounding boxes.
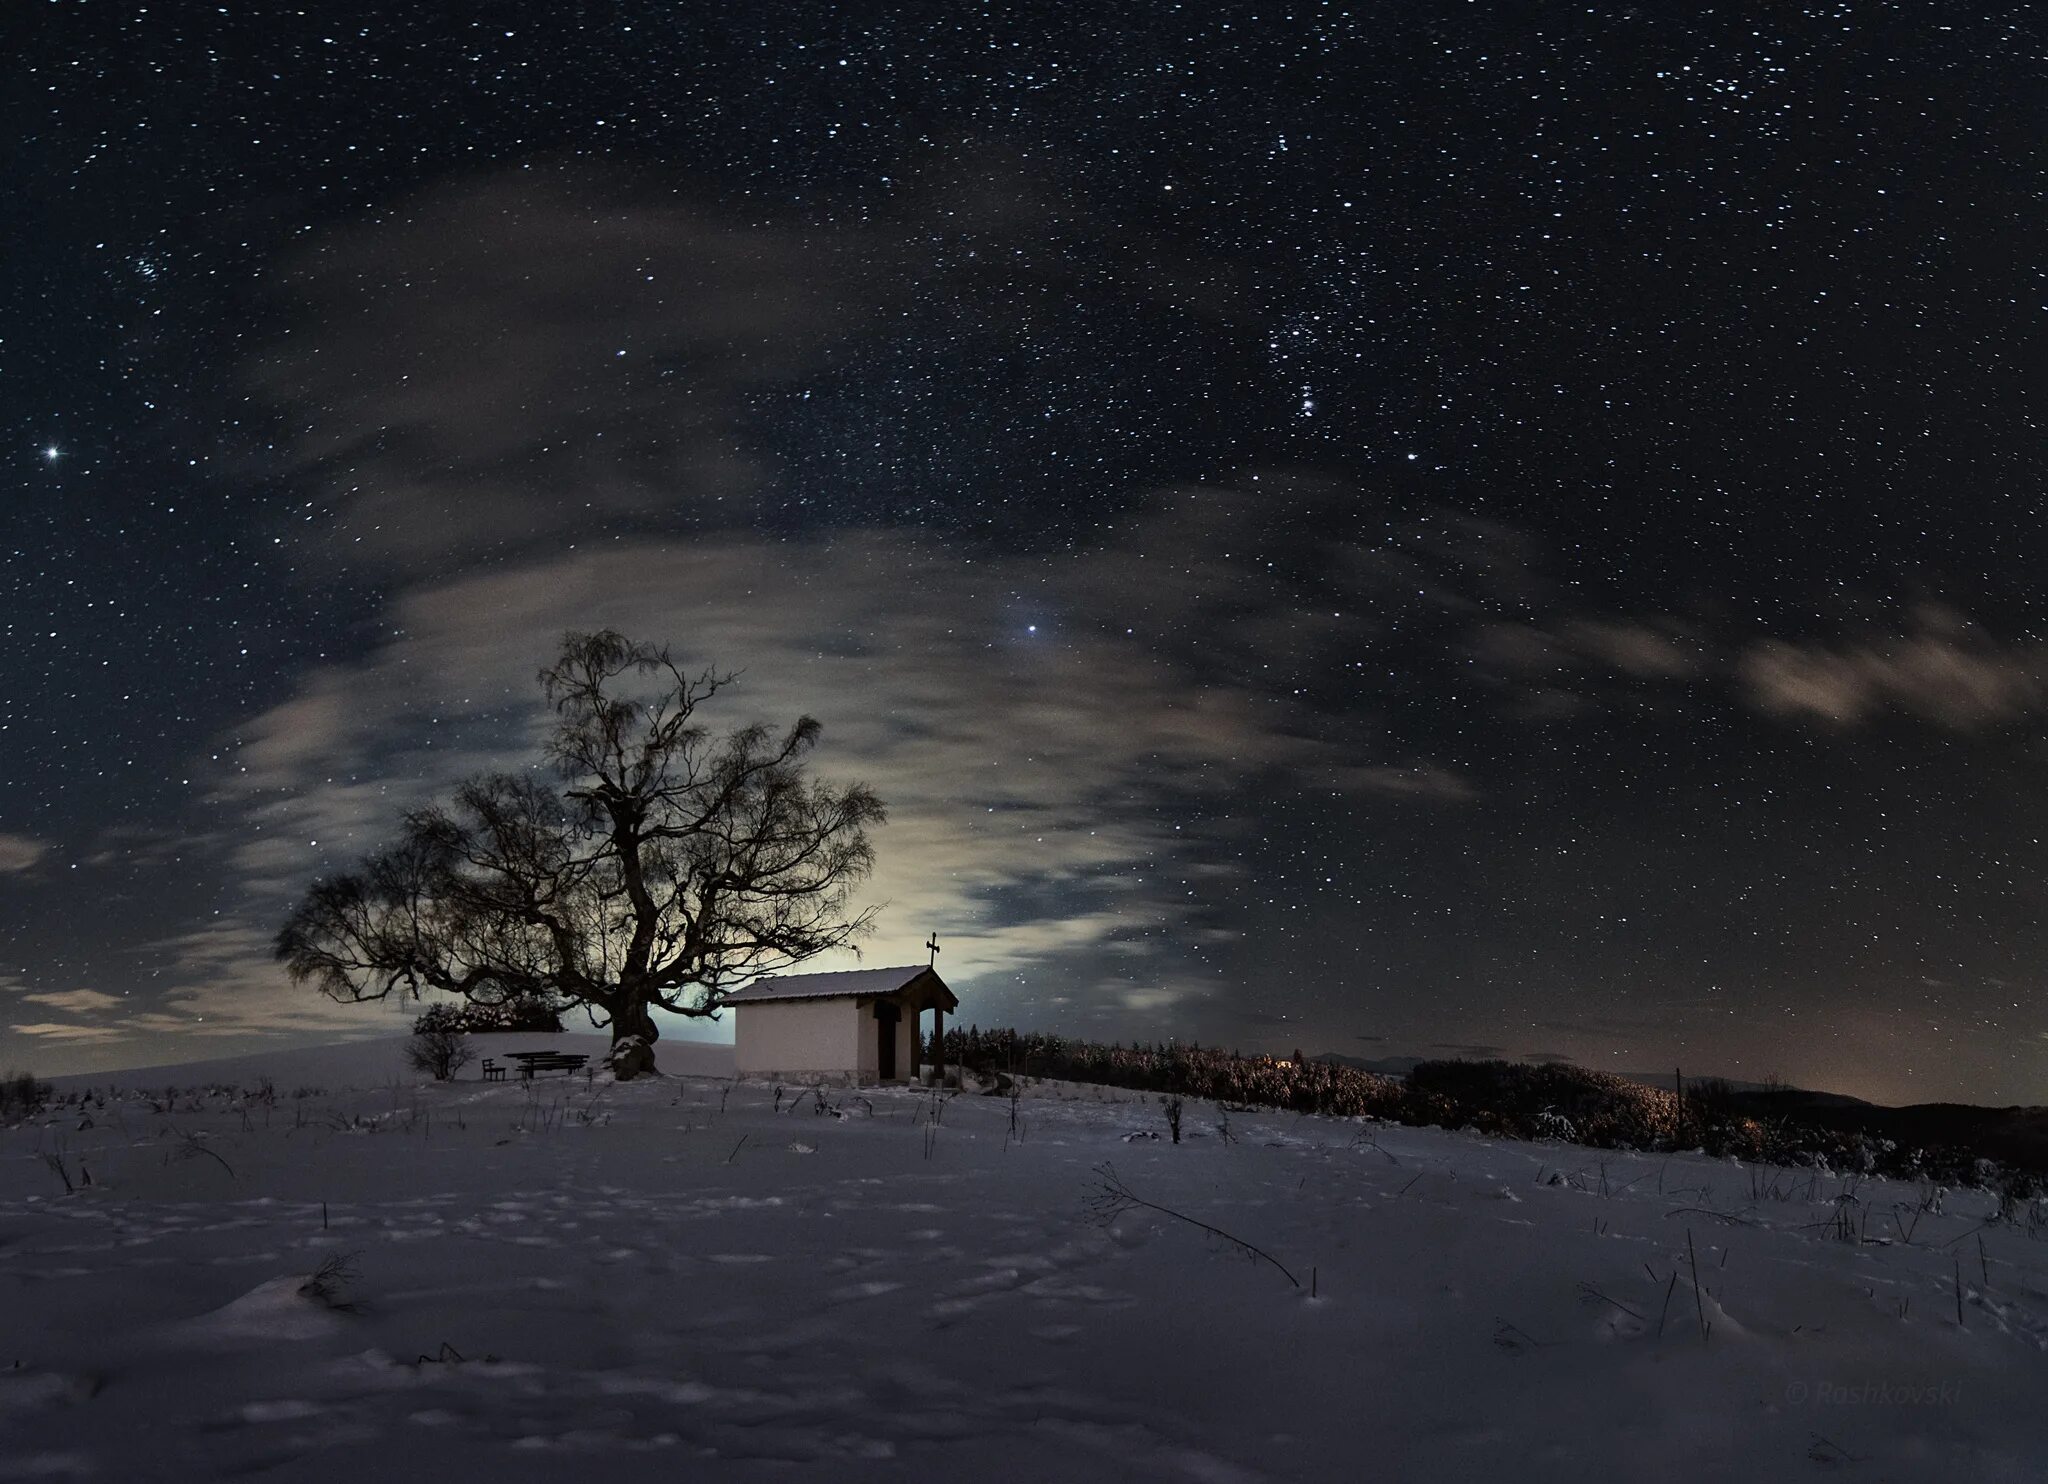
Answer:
[612,997,660,1046]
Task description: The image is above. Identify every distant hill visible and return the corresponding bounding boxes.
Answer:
[1316,1050,2048,1173]
[1315,1052,1869,1105]
[1611,1070,1874,1109]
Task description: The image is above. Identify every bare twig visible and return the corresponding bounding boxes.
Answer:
[1492,1319,1554,1354]
[41,1151,74,1194]
[174,1128,236,1179]
[1085,1163,1301,1288]
[1808,1435,1866,1466]
[1687,1228,1711,1344]
[1577,1282,1645,1322]
[300,1251,362,1312]
[1663,1205,1757,1227]
[1891,1203,1922,1245]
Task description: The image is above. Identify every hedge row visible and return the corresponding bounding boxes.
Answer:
[937,1026,2041,1194]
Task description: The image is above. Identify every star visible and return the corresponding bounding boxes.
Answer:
[42,446,60,462]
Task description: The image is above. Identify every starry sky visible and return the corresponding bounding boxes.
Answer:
[5,3,2047,1103]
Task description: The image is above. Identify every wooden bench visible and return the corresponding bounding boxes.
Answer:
[481,1059,507,1082]
[506,1051,591,1080]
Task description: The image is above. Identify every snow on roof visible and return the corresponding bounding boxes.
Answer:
[723,965,946,1005]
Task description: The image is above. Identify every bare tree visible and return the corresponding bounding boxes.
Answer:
[275,631,885,1070]
[406,1026,476,1081]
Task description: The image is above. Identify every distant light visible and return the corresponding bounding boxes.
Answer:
[42,446,59,462]
[1405,452,1419,461]
[1027,624,1038,634]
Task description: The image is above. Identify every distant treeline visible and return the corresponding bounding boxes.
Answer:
[0,1069,52,1121]
[935,1026,1406,1117]
[412,996,564,1035]
[934,1026,2045,1196]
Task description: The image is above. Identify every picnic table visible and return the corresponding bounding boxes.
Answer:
[502,1050,592,1080]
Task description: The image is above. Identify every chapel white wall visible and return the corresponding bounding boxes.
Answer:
[734,999,862,1083]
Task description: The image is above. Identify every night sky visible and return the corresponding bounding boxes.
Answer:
[5,3,2047,1103]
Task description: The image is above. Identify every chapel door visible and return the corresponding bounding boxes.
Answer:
[876,1001,898,1079]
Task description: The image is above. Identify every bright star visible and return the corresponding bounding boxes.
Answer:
[42,446,60,462]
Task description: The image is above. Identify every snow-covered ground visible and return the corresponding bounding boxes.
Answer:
[4,1036,2046,1481]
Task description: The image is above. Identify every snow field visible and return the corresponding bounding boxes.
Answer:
[3,1036,2046,1481]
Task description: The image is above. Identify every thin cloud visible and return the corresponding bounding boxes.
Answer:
[1740,619,2040,730]
[250,161,1248,573]
[20,989,126,1015]
[8,1022,129,1044]
[248,169,857,568]
[0,833,47,873]
[1341,764,1479,802]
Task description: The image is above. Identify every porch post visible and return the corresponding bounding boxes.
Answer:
[908,996,921,1080]
[932,1007,945,1085]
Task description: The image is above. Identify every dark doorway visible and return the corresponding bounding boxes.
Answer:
[874,1000,900,1080]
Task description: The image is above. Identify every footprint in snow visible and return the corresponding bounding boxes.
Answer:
[238,1399,326,1424]
[0,1369,101,1417]
[1020,1276,1134,1305]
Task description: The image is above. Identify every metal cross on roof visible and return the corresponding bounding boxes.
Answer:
[926,933,941,966]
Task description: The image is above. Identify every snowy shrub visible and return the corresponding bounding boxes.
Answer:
[1995,1166,2043,1223]
[405,1026,475,1081]
[1,1069,52,1122]
[1405,1060,1687,1149]
[1684,1077,1742,1122]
